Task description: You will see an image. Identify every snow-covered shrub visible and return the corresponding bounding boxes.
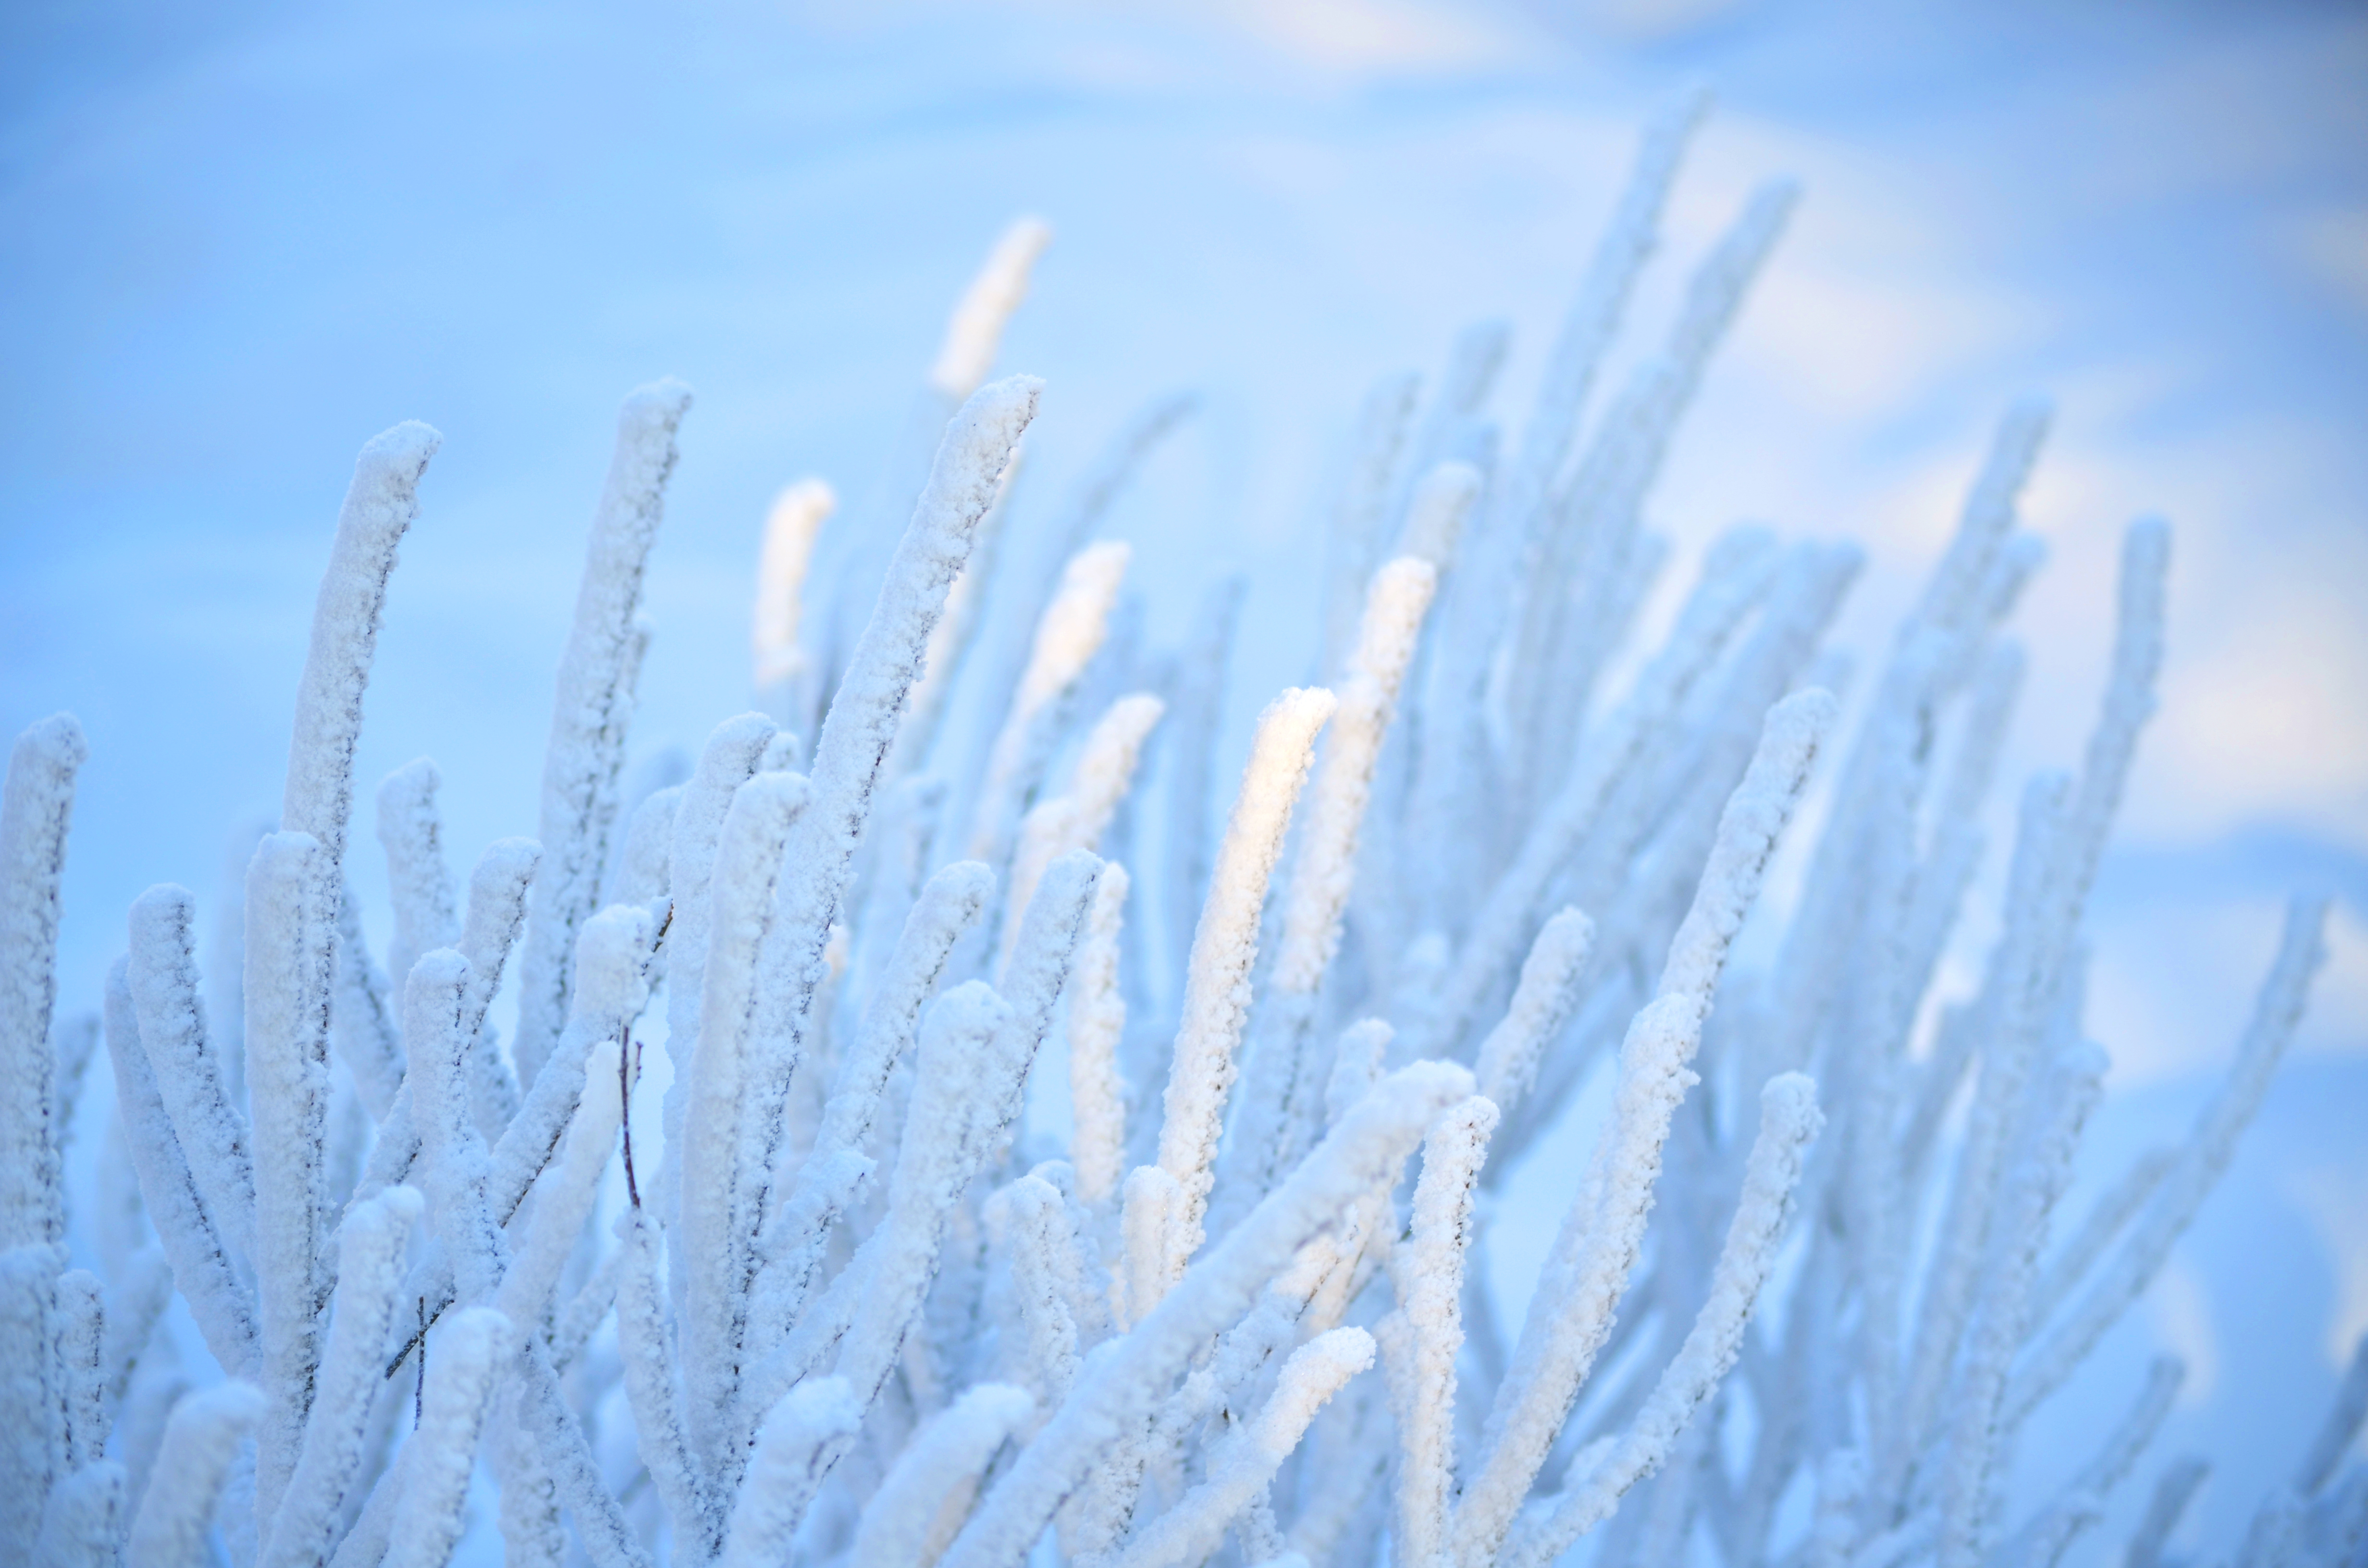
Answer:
[2,96,2361,1568]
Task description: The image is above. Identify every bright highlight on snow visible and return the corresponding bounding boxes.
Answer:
[2,98,2360,1568]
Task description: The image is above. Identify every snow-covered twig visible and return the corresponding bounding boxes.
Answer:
[0,716,84,1253]
[851,1384,1035,1568]
[516,382,691,1088]
[127,1382,264,1568]
[1154,687,1335,1285]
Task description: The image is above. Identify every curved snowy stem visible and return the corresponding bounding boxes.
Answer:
[127,885,257,1272]
[1472,908,1594,1116]
[1221,561,1435,1230]
[1115,1328,1375,1568]
[1,714,85,1251]
[507,1336,651,1568]
[659,712,776,1298]
[1455,691,1832,1568]
[1154,686,1336,1286]
[754,478,836,700]
[1414,541,1781,1060]
[941,1060,1474,1568]
[1068,865,1131,1209]
[33,1457,120,1568]
[515,381,691,1089]
[117,1364,192,1546]
[496,1032,623,1332]
[1504,1074,1822,1568]
[837,312,1037,706]
[385,905,648,1361]
[2126,1459,2208,1568]
[992,1174,1093,1413]
[596,1231,691,1534]
[2001,1356,2182,1568]
[382,1308,511,1568]
[1394,319,1503,509]
[1660,698,1835,1010]
[127,1382,263,1568]
[740,375,1040,1317]
[719,1378,863,1568]
[405,949,503,1310]
[1501,88,1707,569]
[852,1384,1035,1568]
[756,858,994,1351]
[609,782,678,909]
[966,541,1131,870]
[1938,1041,2108,1568]
[679,770,809,1466]
[281,417,437,882]
[199,823,262,1176]
[1003,694,1163,975]
[735,982,1017,1458]
[235,831,341,1529]
[374,760,457,988]
[492,1375,565,1568]
[330,892,406,1127]
[1113,1164,1180,1335]
[327,1447,402,1568]
[848,772,943,992]
[1507,182,1795,793]
[285,423,437,1131]
[931,218,1051,399]
[2051,519,2169,939]
[1287,1401,1390,1568]
[455,836,537,1137]
[261,1187,421,1568]
[2028,1146,2173,1331]
[100,1246,171,1421]
[1324,1019,1392,1131]
[353,836,538,1206]
[835,974,1049,1406]
[483,903,650,1226]
[546,1253,616,1384]
[2004,897,2329,1428]
[1163,576,1247,994]
[0,1247,60,1540]
[1913,402,2052,649]
[50,1010,99,1169]
[949,392,1189,828]
[103,960,257,1376]
[1386,1095,1500,1568]
[1891,775,2072,1488]
[611,1205,713,1550]
[917,852,1096,1418]
[54,1270,104,1476]
[1938,641,2024,831]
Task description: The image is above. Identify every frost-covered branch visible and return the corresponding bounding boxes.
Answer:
[515,382,691,1087]
[0,715,83,1253]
